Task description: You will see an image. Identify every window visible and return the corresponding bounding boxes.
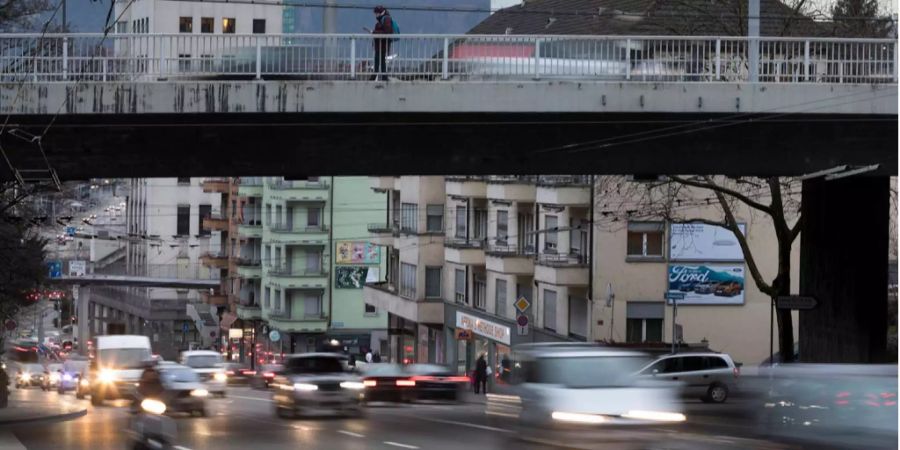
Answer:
[400,263,416,299]
[198,204,211,236]
[706,357,729,369]
[265,204,272,226]
[222,18,236,34]
[307,207,320,228]
[625,301,664,343]
[425,267,441,298]
[264,288,271,309]
[176,205,190,236]
[455,206,467,238]
[177,177,190,185]
[474,209,487,240]
[365,303,377,315]
[252,19,266,34]
[200,17,213,33]
[304,294,321,318]
[178,54,192,72]
[400,203,417,232]
[543,289,557,331]
[426,204,443,232]
[231,200,237,218]
[115,21,127,34]
[454,269,466,304]
[306,251,321,274]
[474,275,486,310]
[627,222,664,258]
[681,357,706,372]
[495,279,507,318]
[544,215,558,251]
[496,210,509,244]
[179,17,192,33]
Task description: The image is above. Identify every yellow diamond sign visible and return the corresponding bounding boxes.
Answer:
[514,297,531,313]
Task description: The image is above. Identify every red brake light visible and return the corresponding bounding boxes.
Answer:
[733,367,740,378]
[363,380,377,387]
[446,376,470,383]
[396,379,416,387]
[226,370,235,376]
[263,372,275,378]
[242,370,256,376]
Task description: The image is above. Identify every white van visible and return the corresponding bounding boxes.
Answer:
[86,335,152,405]
[180,350,227,397]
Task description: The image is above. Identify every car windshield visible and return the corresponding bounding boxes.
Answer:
[161,369,200,383]
[284,357,345,374]
[534,355,652,388]
[23,364,43,373]
[185,355,223,368]
[98,348,152,369]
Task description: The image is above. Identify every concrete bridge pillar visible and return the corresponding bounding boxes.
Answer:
[800,176,890,363]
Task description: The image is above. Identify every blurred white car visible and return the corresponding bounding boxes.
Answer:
[489,343,685,447]
[180,350,227,397]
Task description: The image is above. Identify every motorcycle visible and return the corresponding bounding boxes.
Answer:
[127,398,178,450]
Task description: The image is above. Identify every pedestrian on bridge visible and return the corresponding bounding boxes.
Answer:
[369,6,395,81]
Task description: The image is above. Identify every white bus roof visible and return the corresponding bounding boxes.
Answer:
[95,335,151,349]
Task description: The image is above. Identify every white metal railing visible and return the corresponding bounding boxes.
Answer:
[0,33,895,84]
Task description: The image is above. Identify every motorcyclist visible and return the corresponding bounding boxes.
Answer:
[132,360,165,412]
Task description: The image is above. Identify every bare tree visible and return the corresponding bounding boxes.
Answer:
[0,0,55,32]
[595,175,802,363]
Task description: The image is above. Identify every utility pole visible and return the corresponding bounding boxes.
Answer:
[61,0,67,32]
[748,0,760,82]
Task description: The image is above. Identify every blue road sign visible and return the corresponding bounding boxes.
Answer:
[48,261,62,279]
[183,322,190,333]
[665,291,686,300]
[66,226,76,237]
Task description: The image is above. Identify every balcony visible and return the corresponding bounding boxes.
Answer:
[238,222,263,239]
[202,214,229,232]
[236,303,262,320]
[371,176,397,192]
[200,291,229,306]
[267,226,329,246]
[202,178,230,194]
[266,305,329,332]
[536,175,592,206]
[363,282,444,325]
[267,180,329,202]
[367,222,397,246]
[535,252,589,286]
[199,252,229,269]
[444,237,486,266]
[266,266,328,289]
[487,176,538,202]
[485,243,535,275]
[446,176,487,198]
[236,258,262,279]
[238,178,264,198]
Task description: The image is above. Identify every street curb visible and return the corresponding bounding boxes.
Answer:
[0,408,87,427]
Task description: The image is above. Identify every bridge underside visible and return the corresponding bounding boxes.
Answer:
[0,111,895,181]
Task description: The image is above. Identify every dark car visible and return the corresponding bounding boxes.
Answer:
[271,353,363,418]
[714,281,742,297]
[219,363,255,385]
[154,363,209,416]
[360,363,469,404]
[251,364,284,390]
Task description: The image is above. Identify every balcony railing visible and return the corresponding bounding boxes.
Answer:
[267,265,326,277]
[537,175,592,187]
[446,176,488,182]
[270,223,329,234]
[445,237,486,249]
[236,258,262,267]
[537,252,589,267]
[486,242,536,256]
[239,177,264,186]
[1,34,893,84]
[487,175,539,184]
[367,222,394,233]
[268,179,329,190]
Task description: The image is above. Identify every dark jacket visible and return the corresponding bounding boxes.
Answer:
[373,14,394,35]
[475,357,488,379]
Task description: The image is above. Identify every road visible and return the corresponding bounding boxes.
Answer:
[1,386,790,450]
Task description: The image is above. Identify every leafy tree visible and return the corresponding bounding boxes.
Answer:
[830,0,894,37]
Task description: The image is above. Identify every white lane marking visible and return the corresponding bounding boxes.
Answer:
[337,430,365,438]
[417,417,513,434]
[226,394,272,403]
[383,441,419,449]
[0,432,26,450]
[174,446,194,450]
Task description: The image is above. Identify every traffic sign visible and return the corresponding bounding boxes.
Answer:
[66,226,76,237]
[5,319,16,331]
[269,330,281,342]
[516,315,529,327]
[47,261,62,279]
[665,291,686,300]
[776,296,818,310]
[182,322,190,333]
[69,260,86,277]
[72,285,79,300]
[514,297,531,313]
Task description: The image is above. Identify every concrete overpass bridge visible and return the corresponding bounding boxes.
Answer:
[3,33,897,363]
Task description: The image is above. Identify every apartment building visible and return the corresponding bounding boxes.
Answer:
[115,0,283,35]
[235,177,387,364]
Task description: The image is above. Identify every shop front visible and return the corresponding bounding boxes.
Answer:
[386,313,445,365]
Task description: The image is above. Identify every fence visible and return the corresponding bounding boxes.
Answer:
[0,33,895,83]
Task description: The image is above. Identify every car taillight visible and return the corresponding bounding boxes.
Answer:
[733,367,740,378]
[226,371,235,376]
[446,376,470,383]
[241,370,256,376]
[363,380,377,387]
[263,372,275,378]
[396,379,416,387]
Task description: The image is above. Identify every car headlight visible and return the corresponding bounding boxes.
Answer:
[140,398,167,415]
[191,389,209,397]
[293,383,318,392]
[622,410,686,422]
[20,373,31,381]
[98,369,116,383]
[63,373,73,381]
[551,411,607,424]
[50,373,61,382]
[80,378,91,387]
[213,372,227,382]
[340,381,365,390]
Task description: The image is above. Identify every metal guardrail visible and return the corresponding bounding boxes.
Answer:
[445,237,487,249]
[537,175,592,186]
[486,242,536,256]
[93,263,219,280]
[0,34,895,83]
[536,252,589,266]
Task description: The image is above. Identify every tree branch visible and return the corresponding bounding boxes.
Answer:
[790,218,802,243]
[669,175,773,214]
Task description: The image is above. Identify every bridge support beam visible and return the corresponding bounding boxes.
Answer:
[800,176,890,363]
[76,285,90,355]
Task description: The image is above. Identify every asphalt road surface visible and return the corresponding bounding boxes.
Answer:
[2,386,791,450]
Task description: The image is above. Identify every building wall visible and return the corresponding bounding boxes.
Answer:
[117,0,283,34]
[591,178,800,365]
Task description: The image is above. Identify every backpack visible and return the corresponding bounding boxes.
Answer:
[380,15,399,41]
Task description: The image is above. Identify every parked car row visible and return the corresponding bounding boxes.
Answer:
[679,281,743,297]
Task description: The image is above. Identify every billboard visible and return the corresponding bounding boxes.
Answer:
[667,264,745,305]
[670,223,746,261]
[335,266,369,289]
[336,241,380,265]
